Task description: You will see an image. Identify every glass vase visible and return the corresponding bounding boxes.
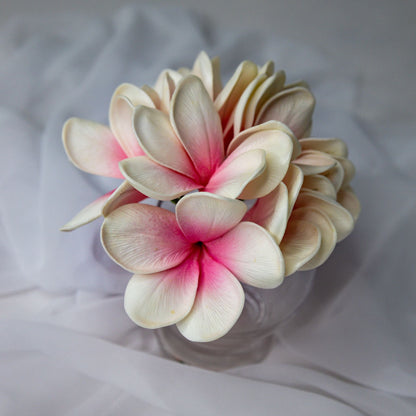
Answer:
[156,269,315,371]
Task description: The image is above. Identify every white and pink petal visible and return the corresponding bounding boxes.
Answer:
[101,203,191,274]
[176,192,247,243]
[177,252,244,342]
[119,156,201,201]
[62,118,126,178]
[205,221,285,289]
[124,252,199,329]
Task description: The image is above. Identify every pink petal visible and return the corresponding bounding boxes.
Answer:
[176,250,244,342]
[280,219,321,276]
[102,180,147,217]
[109,87,151,157]
[133,106,197,179]
[256,86,315,138]
[171,75,224,183]
[214,60,258,128]
[226,122,294,199]
[204,149,266,198]
[244,182,289,244]
[299,137,348,158]
[124,252,199,328]
[101,203,191,274]
[291,207,337,270]
[176,192,247,243]
[60,190,114,231]
[62,118,126,178]
[205,221,285,289]
[295,190,355,242]
[119,156,201,200]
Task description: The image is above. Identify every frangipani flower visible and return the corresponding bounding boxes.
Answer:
[245,137,360,276]
[101,192,285,342]
[119,74,295,202]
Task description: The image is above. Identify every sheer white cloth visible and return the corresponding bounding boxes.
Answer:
[1,5,415,415]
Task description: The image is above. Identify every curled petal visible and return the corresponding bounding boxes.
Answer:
[133,106,196,178]
[154,70,182,113]
[256,86,315,139]
[283,164,304,215]
[233,73,267,136]
[337,186,361,222]
[206,222,285,289]
[176,192,247,243]
[101,203,191,274]
[177,252,245,342]
[119,157,201,201]
[280,219,321,276]
[141,84,161,108]
[294,150,337,176]
[335,156,356,189]
[244,182,289,244]
[62,118,126,178]
[215,60,258,127]
[109,86,152,157]
[244,70,286,130]
[205,149,266,198]
[299,137,348,158]
[102,180,147,217]
[171,75,224,183]
[323,159,345,192]
[295,190,355,242]
[227,122,294,199]
[60,190,114,231]
[291,207,337,270]
[124,253,199,329]
[302,174,337,199]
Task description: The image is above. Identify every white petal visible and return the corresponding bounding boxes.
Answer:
[205,149,266,198]
[244,182,289,244]
[295,190,355,242]
[102,180,147,217]
[133,106,196,178]
[280,219,321,276]
[214,60,258,128]
[101,203,191,274]
[335,156,356,189]
[283,164,304,215]
[124,254,199,329]
[206,222,285,289]
[244,70,286,130]
[302,174,337,199]
[291,207,337,270]
[227,122,294,199]
[256,86,315,138]
[176,192,247,243]
[192,51,222,99]
[119,156,201,200]
[299,137,348,158]
[294,150,337,175]
[60,191,113,231]
[171,75,224,183]
[62,118,126,178]
[177,252,244,342]
[337,186,361,222]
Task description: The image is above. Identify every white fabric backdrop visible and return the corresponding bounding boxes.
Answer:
[1,4,415,415]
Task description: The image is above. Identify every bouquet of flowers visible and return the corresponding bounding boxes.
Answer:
[62,52,360,342]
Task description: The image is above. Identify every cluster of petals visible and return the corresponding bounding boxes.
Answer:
[101,192,285,342]
[61,51,360,340]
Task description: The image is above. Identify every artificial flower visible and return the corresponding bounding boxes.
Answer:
[119,75,295,202]
[101,192,284,341]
